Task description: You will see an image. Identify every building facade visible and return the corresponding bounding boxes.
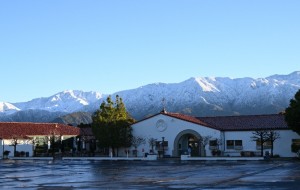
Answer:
[128,111,300,158]
[1,112,299,158]
[0,122,80,158]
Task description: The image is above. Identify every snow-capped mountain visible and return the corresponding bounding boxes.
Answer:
[0,102,20,115]
[0,71,299,123]
[0,90,103,122]
[13,90,103,113]
[88,71,300,119]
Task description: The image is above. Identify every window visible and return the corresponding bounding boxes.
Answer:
[292,139,300,145]
[235,140,242,146]
[209,140,217,146]
[155,141,168,150]
[209,140,218,150]
[256,140,272,149]
[291,139,300,153]
[226,140,243,150]
[234,140,243,150]
[226,140,234,149]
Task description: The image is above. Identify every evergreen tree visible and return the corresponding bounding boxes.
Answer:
[285,89,300,135]
[92,95,134,156]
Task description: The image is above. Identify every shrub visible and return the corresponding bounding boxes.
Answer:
[291,143,300,153]
[212,149,221,156]
[20,151,25,157]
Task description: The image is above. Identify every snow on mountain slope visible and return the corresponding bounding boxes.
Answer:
[99,71,300,119]
[13,90,103,113]
[1,72,299,122]
[0,102,20,114]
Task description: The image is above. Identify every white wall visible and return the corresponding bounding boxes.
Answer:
[224,131,259,157]
[274,130,300,157]
[124,114,221,157]
[224,130,300,157]
[119,113,300,158]
[2,139,34,157]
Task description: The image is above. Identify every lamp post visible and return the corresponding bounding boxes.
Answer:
[162,137,165,158]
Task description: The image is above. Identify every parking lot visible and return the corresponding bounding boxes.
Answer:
[0,159,300,189]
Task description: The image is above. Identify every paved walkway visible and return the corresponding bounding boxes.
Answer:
[0,159,299,189]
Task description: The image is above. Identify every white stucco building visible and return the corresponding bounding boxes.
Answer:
[128,111,300,158]
[1,112,299,159]
[0,122,80,158]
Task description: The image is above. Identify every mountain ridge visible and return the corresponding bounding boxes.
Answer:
[1,71,299,124]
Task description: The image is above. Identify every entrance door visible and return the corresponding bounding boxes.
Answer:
[188,136,200,156]
[173,129,203,157]
[177,134,201,157]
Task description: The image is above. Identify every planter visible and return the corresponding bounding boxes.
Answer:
[3,150,10,159]
[145,154,158,160]
[211,150,221,156]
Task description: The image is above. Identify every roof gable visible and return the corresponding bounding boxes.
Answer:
[161,112,217,129]
[133,111,218,130]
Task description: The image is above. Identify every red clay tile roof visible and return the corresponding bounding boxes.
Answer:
[161,112,217,129]
[134,111,289,131]
[133,111,217,130]
[0,122,80,139]
[198,114,288,131]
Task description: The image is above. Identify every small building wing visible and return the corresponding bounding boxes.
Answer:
[0,122,80,139]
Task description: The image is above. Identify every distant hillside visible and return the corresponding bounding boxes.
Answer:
[52,112,93,126]
[0,109,65,123]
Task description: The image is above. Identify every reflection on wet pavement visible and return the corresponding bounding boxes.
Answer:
[0,159,299,189]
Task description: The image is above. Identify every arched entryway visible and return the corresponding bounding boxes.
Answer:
[173,129,203,157]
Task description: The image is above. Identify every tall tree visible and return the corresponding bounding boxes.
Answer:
[285,89,300,135]
[92,95,134,156]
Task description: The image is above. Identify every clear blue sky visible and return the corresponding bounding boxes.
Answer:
[0,1,299,103]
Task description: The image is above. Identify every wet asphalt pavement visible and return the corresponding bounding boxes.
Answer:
[0,159,300,189]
